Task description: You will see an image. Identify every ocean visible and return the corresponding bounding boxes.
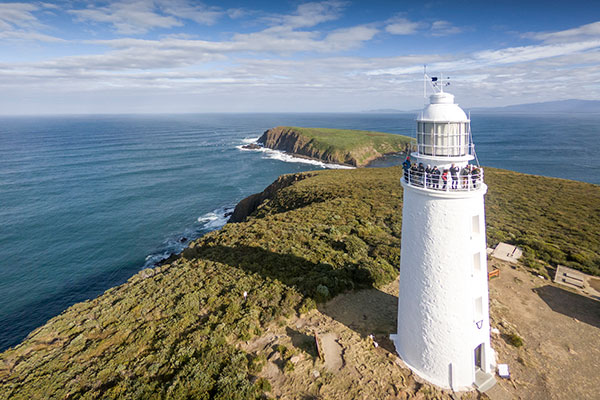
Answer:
[0,112,598,351]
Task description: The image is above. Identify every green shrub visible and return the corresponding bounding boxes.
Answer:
[315,285,331,302]
[507,333,524,347]
[255,377,271,393]
[299,298,317,314]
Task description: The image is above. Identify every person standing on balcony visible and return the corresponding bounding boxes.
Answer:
[431,166,441,189]
[418,163,426,186]
[472,166,481,188]
[410,163,418,184]
[425,165,433,188]
[460,165,470,189]
[449,163,459,189]
[441,169,449,190]
[402,157,411,181]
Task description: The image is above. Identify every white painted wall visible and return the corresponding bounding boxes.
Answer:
[393,182,493,390]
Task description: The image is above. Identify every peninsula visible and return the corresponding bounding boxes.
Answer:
[1,166,598,399]
[256,126,414,167]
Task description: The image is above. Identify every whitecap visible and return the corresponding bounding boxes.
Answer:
[241,136,260,144]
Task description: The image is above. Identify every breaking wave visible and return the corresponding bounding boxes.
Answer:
[237,138,354,170]
[142,205,234,268]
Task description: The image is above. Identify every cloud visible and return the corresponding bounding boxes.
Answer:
[265,0,346,29]
[0,30,65,42]
[0,2,64,42]
[0,3,40,30]
[69,0,223,34]
[385,18,421,35]
[155,0,223,25]
[524,20,600,43]
[430,20,462,36]
[474,40,600,65]
[2,4,600,113]
[70,1,181,34]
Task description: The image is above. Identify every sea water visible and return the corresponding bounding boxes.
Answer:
[0,112,598,350]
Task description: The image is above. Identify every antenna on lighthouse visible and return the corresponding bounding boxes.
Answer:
[423,65,427,104]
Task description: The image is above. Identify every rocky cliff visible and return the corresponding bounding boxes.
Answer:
[258,126,413,167]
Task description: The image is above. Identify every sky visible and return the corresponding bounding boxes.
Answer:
[1,0,600,114]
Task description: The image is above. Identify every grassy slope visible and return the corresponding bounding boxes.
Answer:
[277,127,414,165]
[290,127,412,152]
[1,167,598,399]
[485,168,600,276]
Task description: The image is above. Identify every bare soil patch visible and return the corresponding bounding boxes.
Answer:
[488,260,600,400]
[242,260,599,399]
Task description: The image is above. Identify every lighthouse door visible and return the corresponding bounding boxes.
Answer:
[474,343,483,370]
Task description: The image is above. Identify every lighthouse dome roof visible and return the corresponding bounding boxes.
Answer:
[420,92,468,122]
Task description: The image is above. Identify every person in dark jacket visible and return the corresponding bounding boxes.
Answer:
[425,164,433,188]
[431,166,441,189]
[471,166,481,188]
[460,165,471,189]
[417,163,425,186]
[402,156,411,181]
[449,163,459,189]
[409,163,418,184]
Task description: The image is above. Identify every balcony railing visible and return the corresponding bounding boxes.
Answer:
[402,168,484,192]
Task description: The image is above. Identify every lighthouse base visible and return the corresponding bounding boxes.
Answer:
[390,334,480,392]
[390,333,497,392]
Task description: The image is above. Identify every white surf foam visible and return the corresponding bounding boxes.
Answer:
[197,207,231,229]
[258,147,354,169]
[236,137,262,151]
[236,137,353,169]
[142,205,234,269]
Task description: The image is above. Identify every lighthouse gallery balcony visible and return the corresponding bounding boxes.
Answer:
[402,168,484,192]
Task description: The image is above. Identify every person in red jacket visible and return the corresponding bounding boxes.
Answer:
[441,169,449,190]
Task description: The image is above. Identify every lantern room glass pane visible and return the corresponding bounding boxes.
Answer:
[416,121,471,156]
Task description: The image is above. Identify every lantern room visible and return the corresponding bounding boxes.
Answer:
[416,92,473,158]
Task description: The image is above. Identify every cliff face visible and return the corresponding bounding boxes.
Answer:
[229,172,313,223]
[258,127,412,167]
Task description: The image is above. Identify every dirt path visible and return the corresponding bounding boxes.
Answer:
[241,261,599,399]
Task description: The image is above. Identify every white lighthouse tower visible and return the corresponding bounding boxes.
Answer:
[390,77,496,391]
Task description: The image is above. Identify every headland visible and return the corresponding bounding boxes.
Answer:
[1,165,598,399]
[254,126,414,167]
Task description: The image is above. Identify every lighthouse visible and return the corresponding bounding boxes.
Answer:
[390,77,496,391]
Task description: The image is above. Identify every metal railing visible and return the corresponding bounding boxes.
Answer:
[402,168,484,192]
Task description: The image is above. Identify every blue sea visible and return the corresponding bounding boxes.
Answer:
[0,112,598,351]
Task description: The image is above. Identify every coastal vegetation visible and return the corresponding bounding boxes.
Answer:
[258,126,414,167]
[1,166,598,398]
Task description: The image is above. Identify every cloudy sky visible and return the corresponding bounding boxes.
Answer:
[1,0,600,114]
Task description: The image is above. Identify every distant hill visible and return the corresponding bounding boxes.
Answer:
[469,99,600,114]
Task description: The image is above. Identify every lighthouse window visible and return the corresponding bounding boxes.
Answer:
[474,297,483,317]
[416,121,471,156]
[472,215,480,235]
[473,252,482,272]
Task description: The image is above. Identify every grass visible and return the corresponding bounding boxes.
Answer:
[1,166,598,399]
[485,168,600,277]
[261,127,414,166]
[290,126,413,153]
